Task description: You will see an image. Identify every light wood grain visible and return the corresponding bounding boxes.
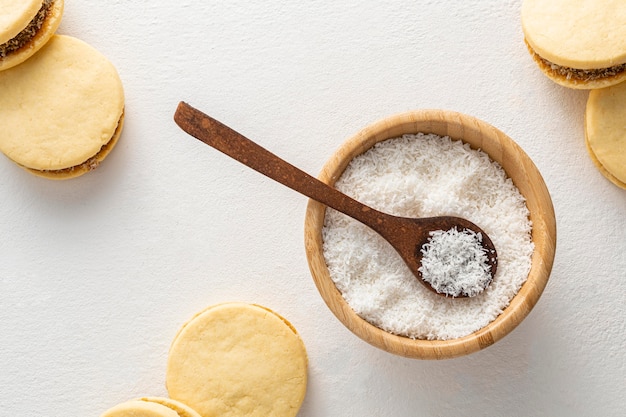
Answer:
[304,110,557,360]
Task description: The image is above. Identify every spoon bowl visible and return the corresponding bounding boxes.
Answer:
[173,102,497,297]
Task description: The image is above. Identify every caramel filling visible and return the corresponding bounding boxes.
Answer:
[540,56,626,82]
[0,1,54,59]
[527,41,626,82]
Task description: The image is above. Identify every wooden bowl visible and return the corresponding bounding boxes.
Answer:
[304,110,556,359]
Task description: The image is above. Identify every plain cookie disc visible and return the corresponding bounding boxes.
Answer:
[101,398,201,417]
[166,302,308,417]
[521,0,626,89]
[585,81,626,189]
[134,398,202,417]
[0,34,125,179]
[0,0,64,71]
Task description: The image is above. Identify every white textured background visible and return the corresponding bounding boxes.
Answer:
[1,1,625,416]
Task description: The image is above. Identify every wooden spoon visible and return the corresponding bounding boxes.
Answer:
[173,102,497,297]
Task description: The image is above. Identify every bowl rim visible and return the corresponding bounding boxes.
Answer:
[303,109,557,359]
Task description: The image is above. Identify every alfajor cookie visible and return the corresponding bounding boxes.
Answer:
[521,0,626,89]
[166,302,308,417]
[134,398,202,417]
[0,34,124,179]
[101,398,202,417]
[584,80,626,189]
[0,0,63,71]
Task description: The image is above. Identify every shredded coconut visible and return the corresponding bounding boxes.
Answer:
[419,227,492,298]
[322,133,534,340]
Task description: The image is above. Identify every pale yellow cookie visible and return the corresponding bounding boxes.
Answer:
[166,302,308,417]
[0,0,41,44]
[136,398,202,417]
[0,0,64,71]
[101,400,180,417]
[584,81,626,189]
[522,0,626,89]
[0,34,125,179]
[584,133,626,189]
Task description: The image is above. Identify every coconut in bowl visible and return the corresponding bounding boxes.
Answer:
[304,110,556,359]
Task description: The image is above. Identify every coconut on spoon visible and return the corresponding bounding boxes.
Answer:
[173,102,497,298]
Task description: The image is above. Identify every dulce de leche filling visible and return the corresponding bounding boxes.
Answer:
[526,40,626,82]
[0,0,54,59]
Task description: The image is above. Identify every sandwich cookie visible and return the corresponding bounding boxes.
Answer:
[101,398,202,417]
[521,0,626,89]
[166,302,308,417]
[0,34,124,179]
[585,81,626,189]
[0,0,64,71]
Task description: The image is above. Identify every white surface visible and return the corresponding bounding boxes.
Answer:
[0,1,624,416]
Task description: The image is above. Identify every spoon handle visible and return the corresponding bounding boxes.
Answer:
[174,102,393,231]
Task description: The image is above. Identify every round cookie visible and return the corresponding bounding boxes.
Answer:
[584,81,626,189]
[100,401,178,417]
[135,398,202,417]
[0,34,125,179]
[521,0,626,89]
[101,399,200,417]
[0,0,64,71]
[166,302,308,417]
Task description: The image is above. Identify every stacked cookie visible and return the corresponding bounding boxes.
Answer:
[101,398,202,417]
[101,302,309,417]
[0,0,124,179]
[522,0,626,189]
[0,0,63,70]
